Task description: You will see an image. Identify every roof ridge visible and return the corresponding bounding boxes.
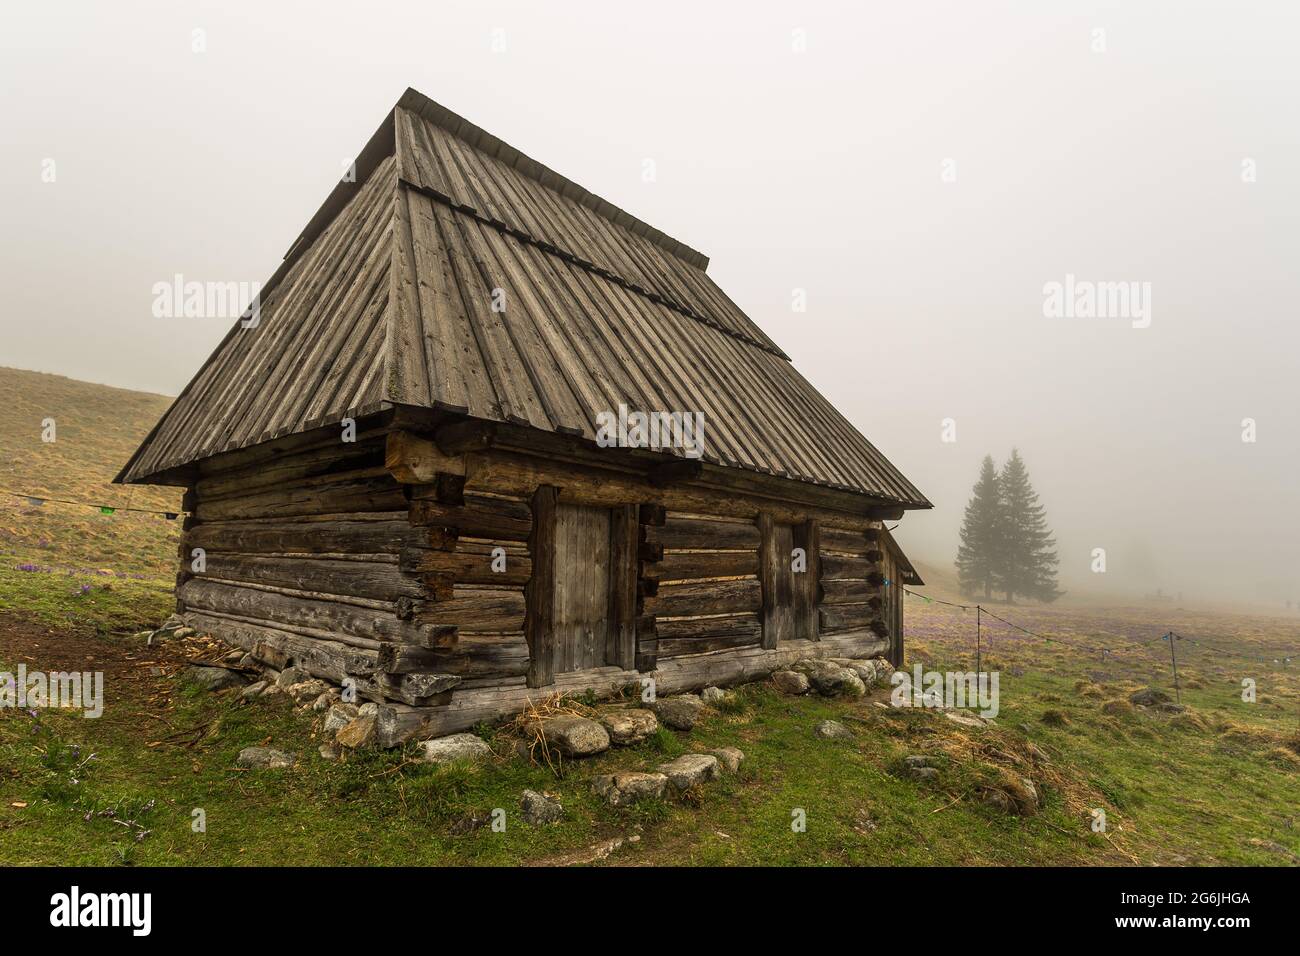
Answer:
[396,89,710,271]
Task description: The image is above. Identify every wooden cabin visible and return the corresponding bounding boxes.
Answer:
[118,89,930,746]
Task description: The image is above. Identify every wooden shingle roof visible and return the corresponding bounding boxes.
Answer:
[119,89,929,509]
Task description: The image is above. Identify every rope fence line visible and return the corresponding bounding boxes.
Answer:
[0,487,182,519]
[902,586,1297,673]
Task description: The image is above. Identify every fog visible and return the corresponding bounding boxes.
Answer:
[2,1,1296,607]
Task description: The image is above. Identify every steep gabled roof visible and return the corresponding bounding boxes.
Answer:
[119,89,929,509]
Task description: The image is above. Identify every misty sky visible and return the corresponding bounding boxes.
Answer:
[2,1,1297,605]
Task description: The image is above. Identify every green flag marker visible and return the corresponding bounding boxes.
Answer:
[100,506,115,515]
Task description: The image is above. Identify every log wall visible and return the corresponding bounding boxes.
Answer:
[174,426,906,739]
[817,525,892,646]
[177,438,463,706]
[643,512,763,659]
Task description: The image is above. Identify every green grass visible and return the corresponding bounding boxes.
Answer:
[0,366,182,576]
[3,587,1296,866]
[0,562,173,634]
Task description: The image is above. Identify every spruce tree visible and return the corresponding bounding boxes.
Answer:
[996,449,1061,603]
[955,455,1003,599]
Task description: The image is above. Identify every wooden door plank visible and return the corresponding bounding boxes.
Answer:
[526,485,557,687]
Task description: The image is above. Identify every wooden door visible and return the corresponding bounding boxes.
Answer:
[552,503,612,673]
[759,514,796,647]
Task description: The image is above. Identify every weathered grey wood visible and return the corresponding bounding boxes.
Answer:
[194,554,423,600]
[793,519,820,641]
[377,638,456,672]
[819,603,879,633]
[608,504,638,671]
[757,513,779,649]
[526,485,557,687]
[180,578,436,646]
[183,611,379,679]
[375,671,460,706]
[194,476,407,521]
[401,543,531,585]
[185,518,420,556]
[655,612,763,658]
[820,526,874,555]
[461,449,892,532]
[821,553,877,580]
[418,586,526,631]
[407,494,532,540]
[757,514,796,648]
[649,549,759,581]
[552,502,611,673]
[822,578,875,605]
[659,631,762,657]
[647,516,762,551]
[644,577,762,617]
[384,429,466,482]
[194,440,387,501]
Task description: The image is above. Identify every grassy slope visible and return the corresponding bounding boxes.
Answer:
[0,368,1295,866]
[0,366,181,576]
[2,571,1296,867]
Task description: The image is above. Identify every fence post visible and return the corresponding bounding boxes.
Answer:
[976,606,982,674]
[1167,631,1181,704]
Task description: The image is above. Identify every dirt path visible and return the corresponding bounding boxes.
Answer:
[0,611,194,734]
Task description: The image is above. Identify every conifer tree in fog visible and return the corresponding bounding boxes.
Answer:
[955,450,1061,603]
[996,449,1061,603]
[956,455,1003,599]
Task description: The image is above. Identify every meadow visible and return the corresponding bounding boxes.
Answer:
[0,367,1295,866]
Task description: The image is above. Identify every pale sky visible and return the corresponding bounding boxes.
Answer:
[2,1,1297,606]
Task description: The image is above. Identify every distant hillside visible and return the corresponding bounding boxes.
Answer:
[0,367,181,574]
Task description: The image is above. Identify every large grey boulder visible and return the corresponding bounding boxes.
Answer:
[814,719,854,740]
[186,665,247,691]
[335,715,378,750]
[772,670,811,695]
[657,754,722,791]
[276,666,307,688]
[237,746,295,769]
[701,686,729,705]
[840,671,867,697]
[600,709,659,745]
[943,710,989,728]
[707,746,745,773]
[520,789,564,824]
[323,702,358,734]
[526,717,610,757]
[286,679,329,704]
[841,658,894,688]
[591,772,668,807]
[653,695,705,731]
[792,659,854,696]
[418,733,493,764]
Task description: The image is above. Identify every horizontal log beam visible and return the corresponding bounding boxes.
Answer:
[407,495,532,541]
[385,429,466,483]
[416,586,526,632]
[179,578,440,646]
[647,517,761,551]
[184,518,420,556]
[650,549,760,582]
[193,554,424,601]
[643,577,762,617]
[648,458,704,487]
[461,449,893,532]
